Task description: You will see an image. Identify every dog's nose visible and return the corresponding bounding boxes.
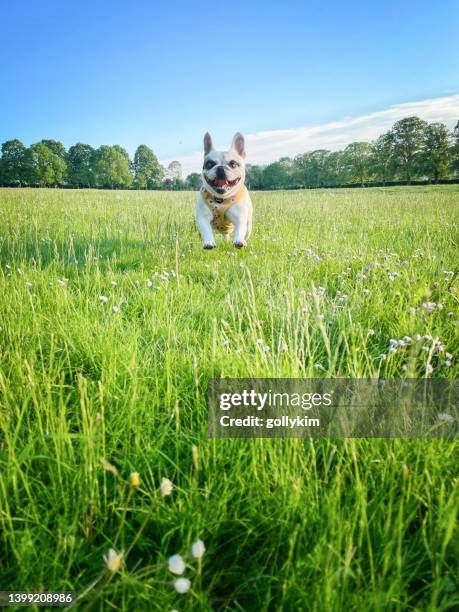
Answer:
[215,166,226,179]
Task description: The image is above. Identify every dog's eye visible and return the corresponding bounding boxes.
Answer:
[204,160,216,170]
[229,160,239,168]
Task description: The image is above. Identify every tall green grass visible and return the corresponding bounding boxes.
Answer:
[0,186,458,610]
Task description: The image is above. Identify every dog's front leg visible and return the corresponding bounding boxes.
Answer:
[196,212,216,249]
[230,207,249,248]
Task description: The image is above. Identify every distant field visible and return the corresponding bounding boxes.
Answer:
[0,186,458,610]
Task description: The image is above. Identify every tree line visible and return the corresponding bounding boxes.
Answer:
[0,116,458,190]
[246,117,459,189]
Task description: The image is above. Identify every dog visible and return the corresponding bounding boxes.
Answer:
[195,132,253,249]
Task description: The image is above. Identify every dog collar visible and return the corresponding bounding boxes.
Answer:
[201,184,247,234]
[201,184,247,206]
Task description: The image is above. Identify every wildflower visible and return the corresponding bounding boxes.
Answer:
[438,413,454,423]
[174,578,191,594]
[403,336,412,343]
[111,280,117,286]
[112,305,120,313]
[103,548,123,573]
[376,354,387,360]
[222,339,229,346]
[168,554,186,575]
[315,363,325,371]
[99,295,108,303]
[191,539,205,559]
[256,338,263,344]
[422,302,436,313]
[129,472,141,488]
[263,345,270,352]
[368,329,375,335]
[26,281,33,288]
[444,360,451,367]
[447,311,454,317]
[57,278,66,287]
[316,286,325,296]
[414,333,421,341]
[362,288,370,295]
[146,280,153,287]
[160,477,173,496]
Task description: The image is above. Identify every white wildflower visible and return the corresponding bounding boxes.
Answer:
[174,578,191,594]
[160,477,173,496]
[103,548,123,573]
[168,554,186,575]
[191,539,205,559]
[99,295,108,303]
[438,413,454,423]
[112,305,120,313]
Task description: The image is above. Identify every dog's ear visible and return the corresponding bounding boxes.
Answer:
[231,132,246,158]
[204,132,213,155]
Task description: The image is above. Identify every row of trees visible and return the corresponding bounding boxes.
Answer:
[246,118,459,189]
[1,117,458,190]
[0,140,180,189]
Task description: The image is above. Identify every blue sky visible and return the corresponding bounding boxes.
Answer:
[1,0,458,174]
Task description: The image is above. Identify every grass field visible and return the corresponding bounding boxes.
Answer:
[0,186,458,611]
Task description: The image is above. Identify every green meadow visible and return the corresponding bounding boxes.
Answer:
[0,186,458,610]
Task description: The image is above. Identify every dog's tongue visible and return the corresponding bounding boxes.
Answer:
[214,179,228,186]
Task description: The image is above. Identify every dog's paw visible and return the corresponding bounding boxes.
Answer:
[233,240,246,249]
[203,243,216,250]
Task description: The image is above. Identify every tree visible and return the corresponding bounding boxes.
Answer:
[40,139,67,160]
[449,120,459,176]
[186,172,201,190]
[370,132,395,184]
[421,123,451,181]
[29,142,67,186]
[342,142,373,184]
[390,116,428,181]
[245,164,264,189]
[0,139,34,185]
[67,143,95,187]
[133,145,163,188]
[292,150,331,187]
[167,161,182,180]
[262,161,289,188]
[93,145,132,188]
[323,151,346,185]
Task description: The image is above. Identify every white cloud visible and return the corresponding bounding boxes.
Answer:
[161,93,459,176]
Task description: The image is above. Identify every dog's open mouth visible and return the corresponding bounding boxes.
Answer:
[206,177,240,193]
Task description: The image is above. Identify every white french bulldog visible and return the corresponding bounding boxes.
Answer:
[195,132,253,249]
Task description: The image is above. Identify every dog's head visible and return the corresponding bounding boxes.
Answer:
[201,132,246,197]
